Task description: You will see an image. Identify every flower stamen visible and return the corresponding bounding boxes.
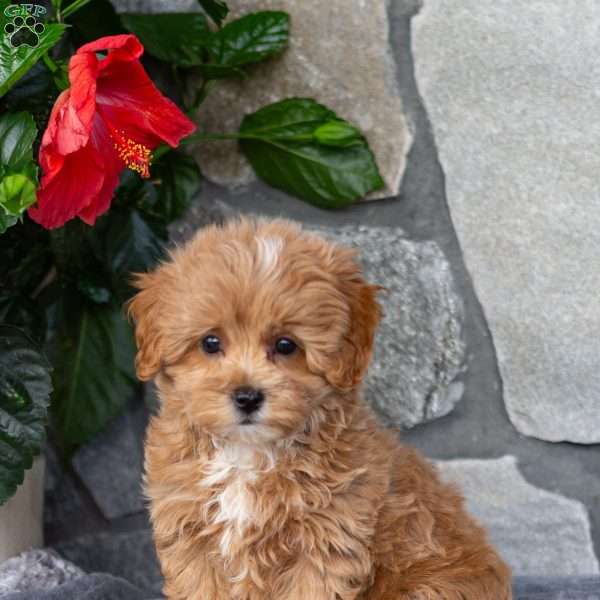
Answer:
[111,130,152,178]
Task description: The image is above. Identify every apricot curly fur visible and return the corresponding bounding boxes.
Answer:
[129,217,512,600]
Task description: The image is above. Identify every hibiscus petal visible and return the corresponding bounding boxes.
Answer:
[38,90,70,171]
[38,51,98,158]
[76,34,144,60]
[78,114,124,225]
[94,43,196,148]
[59,50,99,152]
[29,142,105,229]
[77,169,121,226]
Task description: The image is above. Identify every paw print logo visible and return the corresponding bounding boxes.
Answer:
[4,14,45,48]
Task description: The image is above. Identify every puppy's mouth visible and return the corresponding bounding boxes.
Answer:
[240,417,255,426]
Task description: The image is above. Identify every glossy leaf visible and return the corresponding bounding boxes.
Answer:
[193,63,244,80]
[0,173,37,215]
[0,112,37,171]
[313,120,363,148]
[0,295,47,344]
[0,326,51,505]
[0,212,18,233]
[0,112,38,232]
[121,13,210,67]
[0,23,66,97]
[196,0,228,26]
[1,61,58,117]
[207,11,289,68]
[149,150,201,223]
[51,305,137,450]
[103,209,165,302]
[68,0,125,44]
[0,215,52,294]
[239,98,384,208]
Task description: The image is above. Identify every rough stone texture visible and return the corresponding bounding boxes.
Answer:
[168,198,234,245]
[54,530,162,596]
[71,404,148,520]
[110,0,196,11]
[187,0,411,200]
[313,225,465,427]
[44,450,101,545]
[0,574,159,600]
[0,549,83,595]
[412,1,600,443]
[437,456,600,576]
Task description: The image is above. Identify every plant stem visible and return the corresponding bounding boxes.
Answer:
[152,132,243,161]
[42,53,59,73]
[153,130,315,161]
[31,266,57,300]
[61,0,92,19]
[191,79,215,110]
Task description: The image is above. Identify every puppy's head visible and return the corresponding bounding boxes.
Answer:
[128,218,381,444]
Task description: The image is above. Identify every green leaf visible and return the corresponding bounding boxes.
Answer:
[2,62,58,117]
[0,112,37,171]
[121,13,210,67]
[193,63,244,80]
[313,120,363,148]
[239,98,384,208]
[51,305,136,450]
[0,212,18,234]
[0,23,66,97]
[0,215,52,294]
[103,209,165,302]
[0,173,37,215]
[196,0,228,26]
[0,295,47,344]
[67,0,125,44]
[148,150,201,223]
[207,11,289,68]
[0,326,51,505]
[76,273,111,305]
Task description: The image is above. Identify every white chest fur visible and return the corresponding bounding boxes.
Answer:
[201,444,271,558]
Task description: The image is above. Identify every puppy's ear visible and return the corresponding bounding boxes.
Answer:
[326,262,383,391]
[127,272,163,381]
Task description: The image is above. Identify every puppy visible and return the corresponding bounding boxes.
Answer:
[129,217,512,600]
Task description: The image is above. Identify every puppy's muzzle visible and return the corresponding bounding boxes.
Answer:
[232,387,264,417]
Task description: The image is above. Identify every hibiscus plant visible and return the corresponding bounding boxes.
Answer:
[0,0,383,504]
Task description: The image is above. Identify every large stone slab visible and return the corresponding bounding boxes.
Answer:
[190,0,411,200]
[413,0,600,442]
[71,402,148,520]
[54,530,162,596]
[303,225,465,428]
[0,549,83,595]
[437,456,600,576]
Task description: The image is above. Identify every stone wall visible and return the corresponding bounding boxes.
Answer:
[37,0,600,589]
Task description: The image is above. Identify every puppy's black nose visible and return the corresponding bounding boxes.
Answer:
[232,387,264,415]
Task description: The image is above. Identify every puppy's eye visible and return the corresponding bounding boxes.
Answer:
[274,337,297,356]
[201,335,221,354]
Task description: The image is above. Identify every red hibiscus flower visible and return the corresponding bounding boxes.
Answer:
[28,34,196,229]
